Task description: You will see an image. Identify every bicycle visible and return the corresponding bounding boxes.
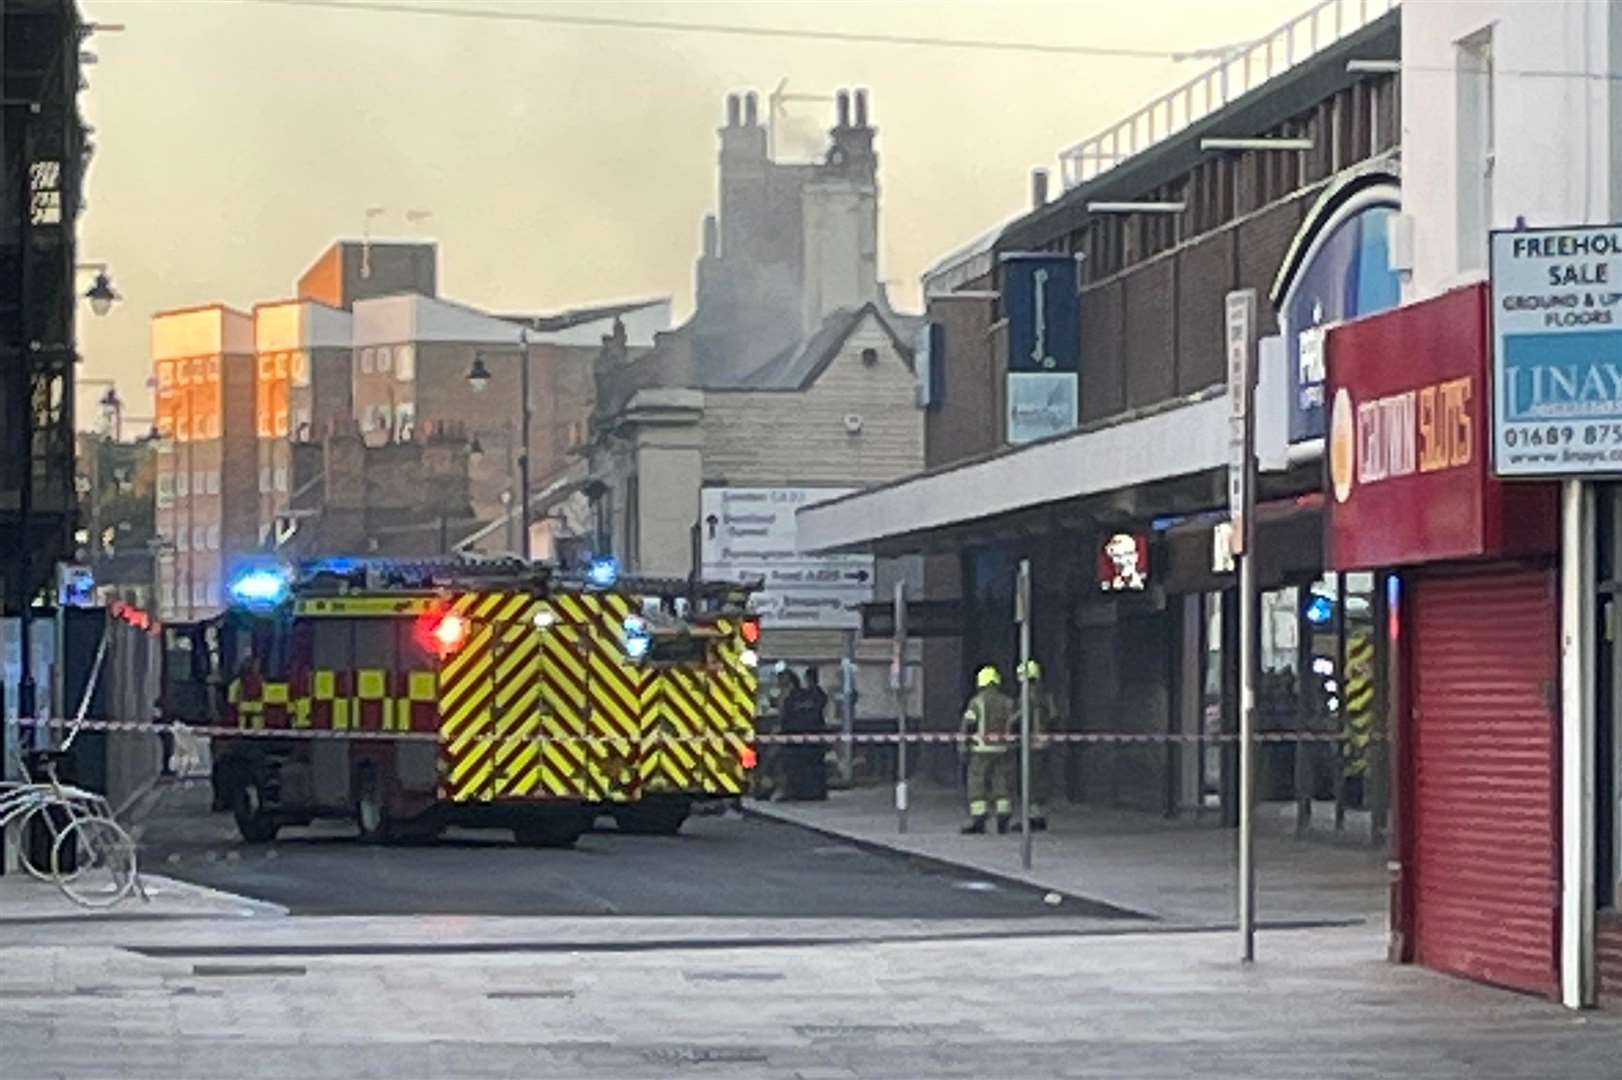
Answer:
[0,767,143,909]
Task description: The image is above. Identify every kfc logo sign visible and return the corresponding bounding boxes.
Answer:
[1098,533,1149,592]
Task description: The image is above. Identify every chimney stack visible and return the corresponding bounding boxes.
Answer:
[744,91,758,126]
[726,93,741,127]
[1031,168,1049,210]
[836,89,850,129]
[854,88,868,128]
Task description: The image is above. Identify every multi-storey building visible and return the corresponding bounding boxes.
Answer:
[151,305,255,621]
[252,299,352,545]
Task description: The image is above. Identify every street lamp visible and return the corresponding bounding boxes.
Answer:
[464,325,535,561]
[77,262,118,316]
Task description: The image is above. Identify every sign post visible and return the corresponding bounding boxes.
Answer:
[1488,226,1614,1008]
[1227,288,1259,964]
[1016,558,1033,871]
[893,580,908,835]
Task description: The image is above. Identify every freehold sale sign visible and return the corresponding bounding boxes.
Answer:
[1491,225,1622,477]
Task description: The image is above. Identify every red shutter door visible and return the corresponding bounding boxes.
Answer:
[1410,563,1559,996]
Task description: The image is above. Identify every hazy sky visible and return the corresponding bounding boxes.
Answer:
[78,0,1307,422]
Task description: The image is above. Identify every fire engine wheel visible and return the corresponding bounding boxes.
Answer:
[611,798,691,837]
[353,767,394,844]
[233,777,280,844]
[512,810,590,849]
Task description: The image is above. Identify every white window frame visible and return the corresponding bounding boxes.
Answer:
[360,347,375,374]
[376,345,392,374]
[396,343,415,382]
[207,524,220,551]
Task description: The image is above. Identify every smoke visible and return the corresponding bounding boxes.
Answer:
[773,108,829,163]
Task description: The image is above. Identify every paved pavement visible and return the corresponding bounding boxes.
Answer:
[115,784,1138,921]
[2,921,1617,1078]
[748,782,1388,926]
[0,873,283,924]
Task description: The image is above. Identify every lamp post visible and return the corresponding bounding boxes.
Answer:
[466,323,534,561]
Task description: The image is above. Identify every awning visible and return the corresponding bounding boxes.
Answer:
[797,392,1228,555]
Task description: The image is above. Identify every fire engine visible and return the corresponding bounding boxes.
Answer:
[163,557,760,848]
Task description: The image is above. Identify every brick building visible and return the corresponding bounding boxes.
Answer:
[800,7,1403,797]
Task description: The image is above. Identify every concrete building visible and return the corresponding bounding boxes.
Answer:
[1312,0,1622,1010]
[252,299,352,548]
[151,304,256,622]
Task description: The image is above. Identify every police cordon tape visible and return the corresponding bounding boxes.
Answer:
[10,716,1378,747]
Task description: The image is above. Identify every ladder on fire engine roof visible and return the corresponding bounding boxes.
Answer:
[290,556,761,606]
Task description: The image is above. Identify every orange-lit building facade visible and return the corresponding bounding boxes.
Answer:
[151,305,255,622]
[252,300,353,544]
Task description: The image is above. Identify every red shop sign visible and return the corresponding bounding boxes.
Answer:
[1325,283,1556,570]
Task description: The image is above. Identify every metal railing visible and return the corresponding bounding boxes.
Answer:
[1058,0,1398,189]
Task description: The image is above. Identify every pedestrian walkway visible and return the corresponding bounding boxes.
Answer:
[750,782,1386,926]
[0,870,284,922]
[3,921,1616,1078]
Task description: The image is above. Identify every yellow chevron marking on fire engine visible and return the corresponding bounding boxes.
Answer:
[440,623,494,688]
[493,635,540,693]
[451,592,480,615]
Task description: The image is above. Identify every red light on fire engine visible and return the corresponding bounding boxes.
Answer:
[740,745,758,770]
[741,619,760,645]
[430,613,468,654]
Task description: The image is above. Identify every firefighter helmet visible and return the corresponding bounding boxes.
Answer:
[1019,660,1042,682]
[976,665,1001,689]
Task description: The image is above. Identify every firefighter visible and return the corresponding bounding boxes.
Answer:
[960,665,1014,834]
[1016,659,1062,832]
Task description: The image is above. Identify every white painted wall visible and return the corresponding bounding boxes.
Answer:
[1403,1,1621,301]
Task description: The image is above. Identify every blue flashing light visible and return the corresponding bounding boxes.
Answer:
[587,556,620,590]
[229,566,291,609]
[622,614,651,661]
[1304,594,1335,626]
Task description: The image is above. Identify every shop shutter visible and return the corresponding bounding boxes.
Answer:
[1410,563,1558,996]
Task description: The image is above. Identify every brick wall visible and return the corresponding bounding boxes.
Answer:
[701,316,923,486]
[923,293,998,469]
